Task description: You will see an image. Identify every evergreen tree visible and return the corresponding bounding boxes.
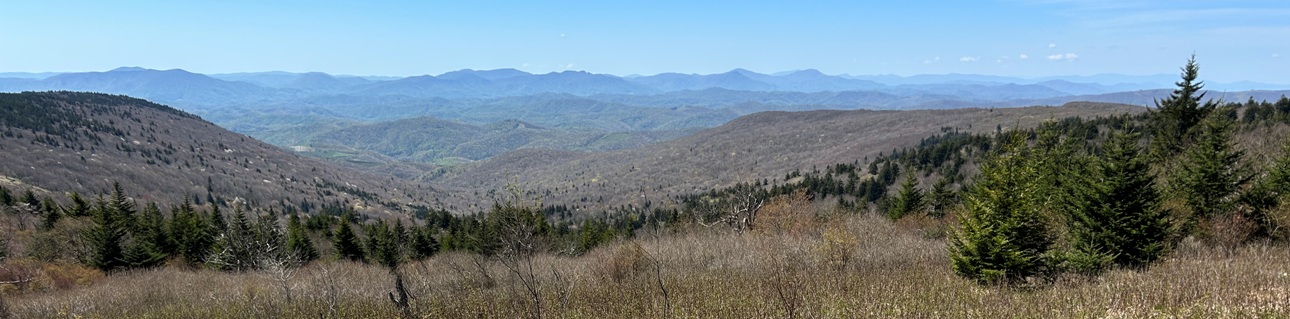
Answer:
[286,214,319,262]
[949,133,1054,285]
[65,192,91,217]
[1242,138,1290,238]
[1064,131,1173,271]
[0,186,11,206]
[332,217,365,261]
[370,222,403,269]
[887,172,926,220]
[107,182,135,221]
[170,200,213,265]
[1150,55,1218,159]
[929,178,956,218]
[253,210,289,265]
[22,189,39,208]
[40,196,62,230]
[408,226,439,260]
[122,202,169,268]
[85,196,127,272]
[1173,110,1248,230]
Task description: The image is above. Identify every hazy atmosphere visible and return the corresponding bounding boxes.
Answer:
[4,1,1290,318]
[3,1,1289,82]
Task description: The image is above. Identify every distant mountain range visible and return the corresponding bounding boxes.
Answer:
[4,66,1287,174]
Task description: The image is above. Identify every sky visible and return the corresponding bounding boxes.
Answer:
[2,0,1288,83]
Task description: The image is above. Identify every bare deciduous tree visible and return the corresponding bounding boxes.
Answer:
[698,189,765,233]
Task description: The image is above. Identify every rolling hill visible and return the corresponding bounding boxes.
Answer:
[0,91,446,216]
[437,102,1148,211]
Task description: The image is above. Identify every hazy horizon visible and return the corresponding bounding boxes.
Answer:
[3,1,1288,83]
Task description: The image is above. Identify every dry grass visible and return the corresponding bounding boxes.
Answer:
[5,213,1290,318]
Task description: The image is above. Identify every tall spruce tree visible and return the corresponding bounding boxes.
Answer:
[887,171,926,220]
[85,196,126,272]
[1150,55,1218,159]
[949,132,1054,285]
[928,178,956,218]
[286,214,319,262]
[1064,131,1172,270]
[333,216,365,261]
[1240,137,1290,238]
[1173,110,1248,230]
[122,202,168,268]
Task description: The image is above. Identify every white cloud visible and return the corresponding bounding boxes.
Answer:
[1047,53,1080,60]
[1275,53,1282,58]
[923,56,942,64]
[960,56,978,62]
[563,63,575,69]
[1048,43,1057,48]
[1019,54,1029,59]
[560,33,566,38]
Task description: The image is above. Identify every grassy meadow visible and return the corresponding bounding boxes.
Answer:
[4,211,1288,318]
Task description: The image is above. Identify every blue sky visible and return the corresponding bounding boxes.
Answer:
[2,0,1288,82]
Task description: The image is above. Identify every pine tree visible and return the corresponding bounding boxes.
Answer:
[65,192,91,217]
[409,226,440,260]
[122,202,169,268]
[1064,131,1172,270]
[0,186,11,206]
[286,214,319,262]
[887,172,926,220]
[170,200,213,265]
[1173,110,1248,230]
[40,196,62,230]
[333,217,365,261]
[370,222,403,269]
[85,196,126,272]
[928,178,956,218]
[1242,137,1290,238]
[949,133,1054,285]
[1150,55,1218,159]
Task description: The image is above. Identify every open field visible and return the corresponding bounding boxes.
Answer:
[5,212,1288,318]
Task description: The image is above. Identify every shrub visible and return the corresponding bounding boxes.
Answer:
[756,190,817,236]
[814,223,857,271]
[599,241,649,283]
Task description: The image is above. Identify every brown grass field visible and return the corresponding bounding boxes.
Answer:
[5,210,1289,318]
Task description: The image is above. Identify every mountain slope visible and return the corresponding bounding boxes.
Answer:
[0,91,444,215]
[439,102,1147,210]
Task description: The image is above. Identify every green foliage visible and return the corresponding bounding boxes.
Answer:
[1242,138,1290,238]
[332,215,365,262]
[408,225,439,261]
[85,193,128,272]
[286,214,319,262]
[949,133,1054,285]
[1149,55,1218,159]
[40,196,62,230]
[928,178,956,218]
[65,192,91,217]
[0,231,8,261]
[887,172,925,220]
[1172,110,1248,229]
[0,186,11,206]
[1063,131,1173,270]
[122,203,169,268]
[367,222,403,269]
[169,200,215,265]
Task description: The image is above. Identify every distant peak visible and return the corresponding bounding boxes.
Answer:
[786,69,825,76]
[109,66,152,72]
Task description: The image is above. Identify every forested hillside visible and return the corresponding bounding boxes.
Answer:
[0,92,445,216]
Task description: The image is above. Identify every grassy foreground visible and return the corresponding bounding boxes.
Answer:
[4,213,1290,318]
